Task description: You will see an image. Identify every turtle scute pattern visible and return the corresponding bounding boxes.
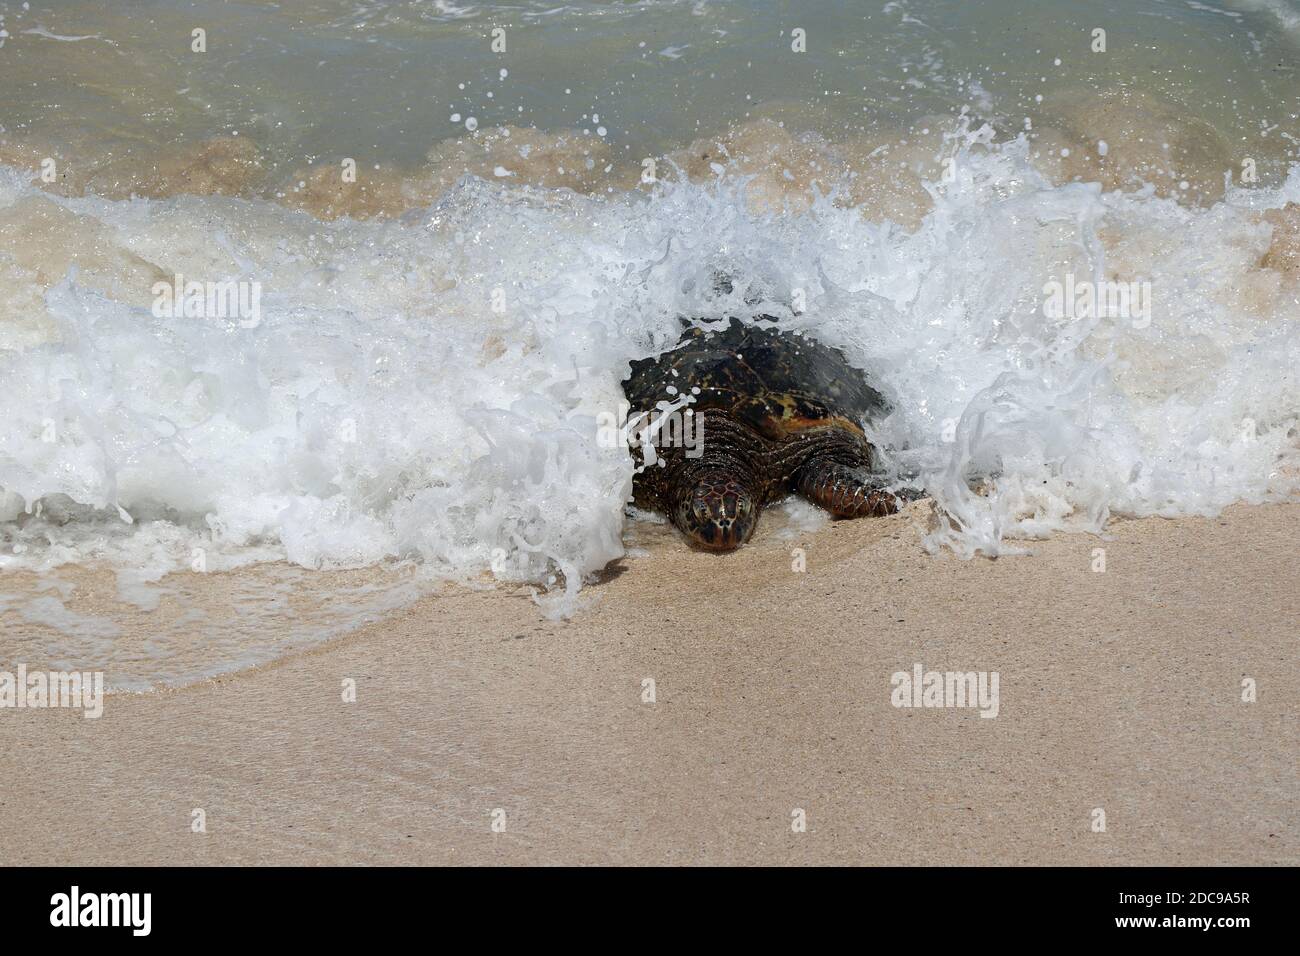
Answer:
[623,317,889,439]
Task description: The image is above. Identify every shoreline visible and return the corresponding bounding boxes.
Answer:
[1,501,1295,865]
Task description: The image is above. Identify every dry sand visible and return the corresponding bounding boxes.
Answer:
[0,502,1296,865]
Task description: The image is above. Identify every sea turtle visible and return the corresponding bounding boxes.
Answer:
[623,317,901,551]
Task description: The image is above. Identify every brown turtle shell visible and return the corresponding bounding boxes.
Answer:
[623,318,888,441]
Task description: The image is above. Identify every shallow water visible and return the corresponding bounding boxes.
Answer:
[0,0,1297,686]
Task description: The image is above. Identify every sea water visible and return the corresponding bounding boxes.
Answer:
[0,0,1297,686]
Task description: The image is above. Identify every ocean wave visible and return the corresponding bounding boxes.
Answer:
[1,120,1297,628]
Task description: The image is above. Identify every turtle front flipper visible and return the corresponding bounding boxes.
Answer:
[796,460,899,518]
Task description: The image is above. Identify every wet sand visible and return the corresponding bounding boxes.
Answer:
[0,501,1295,865]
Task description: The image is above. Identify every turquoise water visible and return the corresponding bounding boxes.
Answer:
[0,0,1295,192]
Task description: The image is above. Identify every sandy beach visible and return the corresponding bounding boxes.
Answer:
[2,0,1299,886]
[1,501,1294,866]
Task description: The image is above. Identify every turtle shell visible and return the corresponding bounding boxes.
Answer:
[623,318,888,441]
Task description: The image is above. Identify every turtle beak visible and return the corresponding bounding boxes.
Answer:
[677,471,759,552]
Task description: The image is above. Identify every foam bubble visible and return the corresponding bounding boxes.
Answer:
[0,115,1297,658]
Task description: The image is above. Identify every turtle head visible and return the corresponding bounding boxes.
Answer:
[674,469,760,551]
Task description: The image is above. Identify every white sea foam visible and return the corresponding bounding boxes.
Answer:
[1221,0,1300,37]
[1,122,1298,634]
